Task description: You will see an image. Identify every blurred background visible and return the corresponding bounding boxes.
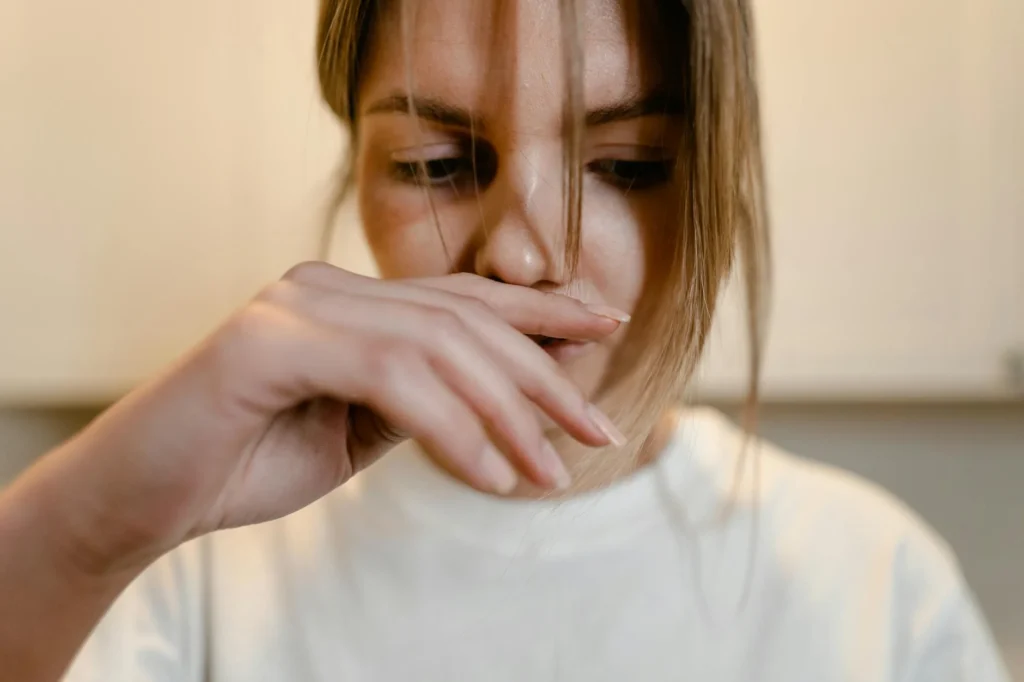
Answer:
[1,0,1021,675]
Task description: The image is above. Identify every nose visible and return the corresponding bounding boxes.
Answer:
[472,149,564,288]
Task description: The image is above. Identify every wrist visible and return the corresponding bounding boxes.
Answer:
[14,441,170,581]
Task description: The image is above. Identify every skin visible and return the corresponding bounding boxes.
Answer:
[0,0,684,679]
[359,0,680,407]
[357,0,683,486]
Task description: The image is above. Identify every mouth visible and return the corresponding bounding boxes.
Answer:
[528,334,591,361]
[528,334,565,348]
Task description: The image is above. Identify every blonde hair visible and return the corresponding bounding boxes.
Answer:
[316,0,770,448]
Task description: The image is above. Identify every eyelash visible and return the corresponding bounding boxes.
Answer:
[586,158,674,190]
[390,141,497,192]
[390,147,673,192]
[392,157,479,188]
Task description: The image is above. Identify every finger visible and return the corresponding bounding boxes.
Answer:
[421,294,618,447]
[411,310,572,489]
[367,284,623,447]
[272,285,616,450]
[414,273,630,340]
[262,300,570,490]
[358,356,523,495]
[250,312,521,494]
[279,260,366,289]
[476,332,619,448]
[278,264,628,342]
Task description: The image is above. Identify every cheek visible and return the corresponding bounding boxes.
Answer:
[356,154,452,279]
[581,187,672,312]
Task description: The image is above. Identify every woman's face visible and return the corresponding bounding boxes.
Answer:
[354,0,682,400]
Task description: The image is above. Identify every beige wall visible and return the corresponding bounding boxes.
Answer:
[0,408,98,483]
[2,404,1022,676]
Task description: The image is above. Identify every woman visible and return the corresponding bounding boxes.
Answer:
[0,0,1009,680]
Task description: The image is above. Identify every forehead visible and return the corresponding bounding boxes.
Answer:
[358,0,668,123]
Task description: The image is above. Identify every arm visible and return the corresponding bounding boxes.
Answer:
[0,265,625,681]
[0,446,149,681]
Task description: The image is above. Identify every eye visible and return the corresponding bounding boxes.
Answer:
[392,157,474,186]
[390,141,497,191]
[587,158,673,190]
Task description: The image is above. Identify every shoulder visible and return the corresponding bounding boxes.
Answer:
[679,407,960,583]
[676,408,1009,681]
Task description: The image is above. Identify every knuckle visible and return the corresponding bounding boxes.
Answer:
[459,295,494,318]
[254,281,297,307]
[280,260,337,285]
[210,303,280,366]
[368,340,423,389]
[229,303,275,343]
[425,306,467,341]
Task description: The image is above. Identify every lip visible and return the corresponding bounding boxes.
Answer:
[540,339,593,363]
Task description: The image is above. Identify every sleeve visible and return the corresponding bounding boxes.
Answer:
[63,539,208,682]
[897,586,1011,682]
[891,525,1012,682]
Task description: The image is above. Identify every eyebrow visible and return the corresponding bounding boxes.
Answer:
[366,94,483,130]
[584,92,685,126]
[365,91,684,130]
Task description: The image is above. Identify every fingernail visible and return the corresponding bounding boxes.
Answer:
[586,404,628,447]
[584,304,631,323]
[479,445,518,494]
[540,440,572,490]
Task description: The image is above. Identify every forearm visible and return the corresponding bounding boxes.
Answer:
[0,447,149,682]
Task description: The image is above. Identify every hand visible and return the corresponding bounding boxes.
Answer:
[53,262,627,570]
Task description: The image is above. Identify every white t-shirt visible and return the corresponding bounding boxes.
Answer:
[66,409,1009,681]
